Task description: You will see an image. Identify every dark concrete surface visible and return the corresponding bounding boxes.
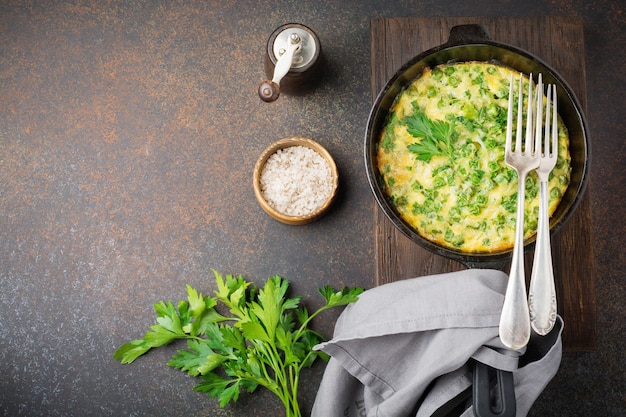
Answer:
[0,1,623,416]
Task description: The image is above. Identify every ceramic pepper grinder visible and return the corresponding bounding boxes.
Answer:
[258,23,323,102]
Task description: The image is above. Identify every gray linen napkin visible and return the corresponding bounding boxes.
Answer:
[311,269,562,417]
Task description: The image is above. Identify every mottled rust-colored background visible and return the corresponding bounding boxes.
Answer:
[1,1,624,416]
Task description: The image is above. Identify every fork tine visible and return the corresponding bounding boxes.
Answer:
[517,73,526,153]
[551,84,558,158]
[523,73,535,153]
[533,73,543,155]
[543,82,552,156]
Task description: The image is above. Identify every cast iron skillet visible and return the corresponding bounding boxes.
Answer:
[364,24,590,269]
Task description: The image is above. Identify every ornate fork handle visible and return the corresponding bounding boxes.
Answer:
[499,168,532,350]
[528,179,557,334]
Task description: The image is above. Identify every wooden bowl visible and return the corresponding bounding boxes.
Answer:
[253,137,338,225]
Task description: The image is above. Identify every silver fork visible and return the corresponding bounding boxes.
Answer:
[529,83,559,335]
[499,73,542,350]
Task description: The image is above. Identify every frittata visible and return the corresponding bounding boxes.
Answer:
[377,62,571,253]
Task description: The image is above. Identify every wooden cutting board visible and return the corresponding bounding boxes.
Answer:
[370,16,596,351]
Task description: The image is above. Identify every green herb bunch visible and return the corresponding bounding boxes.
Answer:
[114,270,363,417]
[405,104,457,162]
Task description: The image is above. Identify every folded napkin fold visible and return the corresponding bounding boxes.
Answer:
[311,269,562,417]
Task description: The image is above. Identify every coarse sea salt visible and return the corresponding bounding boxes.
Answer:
[260,145,334,216]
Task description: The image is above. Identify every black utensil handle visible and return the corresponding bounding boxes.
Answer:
[447,24,491,45]
[472,361,516,417]
[430,385,472,417]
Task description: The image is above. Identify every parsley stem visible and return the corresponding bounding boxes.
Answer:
[256,339,299,416]
[292,305,331,342]
[289,365,301,417]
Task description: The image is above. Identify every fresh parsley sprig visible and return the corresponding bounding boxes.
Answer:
[405,104,457,162]
[114,270,363,417]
